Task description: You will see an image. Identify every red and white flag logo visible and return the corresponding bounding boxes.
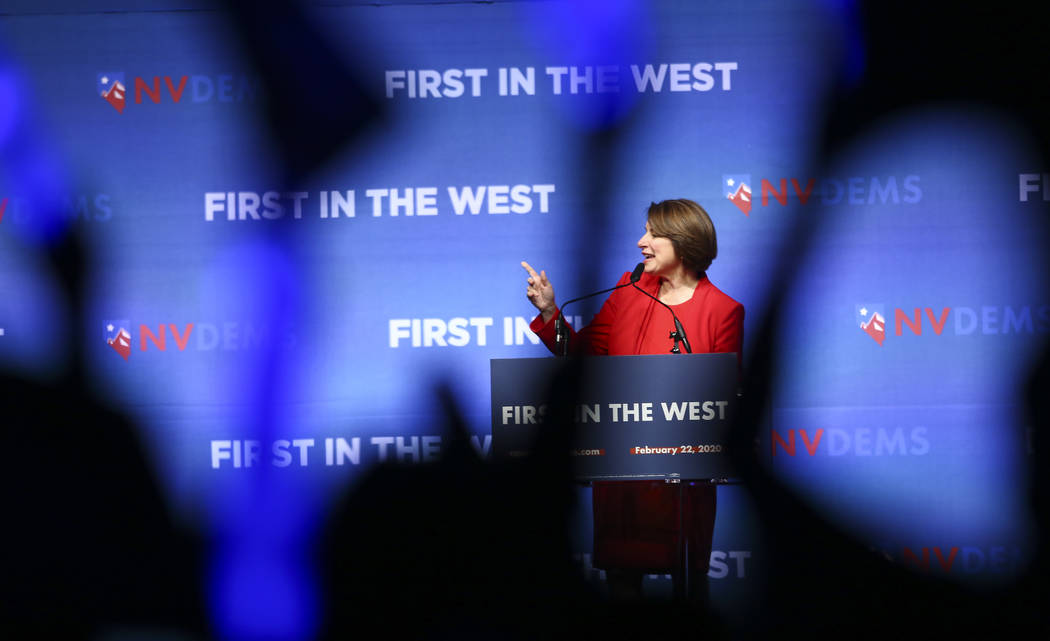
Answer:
[857,305,886,346]
[105,321,131,360]
[98,73,126,113]
[723,174,752,216]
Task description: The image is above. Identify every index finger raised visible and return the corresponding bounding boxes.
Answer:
[520,260,541,279]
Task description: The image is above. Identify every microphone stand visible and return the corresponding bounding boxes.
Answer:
[630,276,693,598]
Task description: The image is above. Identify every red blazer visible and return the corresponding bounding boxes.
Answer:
[530,271,744,361]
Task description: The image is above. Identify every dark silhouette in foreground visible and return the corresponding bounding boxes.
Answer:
[0,235,206,640]
[3,2,1048,640]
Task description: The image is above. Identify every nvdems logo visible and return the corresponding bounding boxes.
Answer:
[723,174,752,216]
[856,302,1050,346]
[101,319,295,360]
[0,194,112,224]
[770,427,929,457]
[96,71,258,113]
[722,172,921,215]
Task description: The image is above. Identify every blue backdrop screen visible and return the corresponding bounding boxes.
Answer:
[1,0,1045,617]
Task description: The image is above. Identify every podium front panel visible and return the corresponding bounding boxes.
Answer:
[491,354,739,480]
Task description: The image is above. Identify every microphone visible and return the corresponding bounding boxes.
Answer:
[553,263,645,356]
[629,262,644,284]
[631,277,692,354]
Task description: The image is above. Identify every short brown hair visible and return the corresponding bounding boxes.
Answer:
[646,199,717,274]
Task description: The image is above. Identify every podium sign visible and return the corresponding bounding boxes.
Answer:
[490,354,739,480]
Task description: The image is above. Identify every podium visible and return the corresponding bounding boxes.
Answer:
[490,353,740,599]
[490,353,739,480]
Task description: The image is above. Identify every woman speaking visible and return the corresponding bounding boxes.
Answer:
[521,198,744,599]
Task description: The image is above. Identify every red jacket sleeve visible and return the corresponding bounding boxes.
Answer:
[712,301,745,369]
[529,272,631,356]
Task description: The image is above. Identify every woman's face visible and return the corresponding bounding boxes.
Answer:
[637,221,681,277]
